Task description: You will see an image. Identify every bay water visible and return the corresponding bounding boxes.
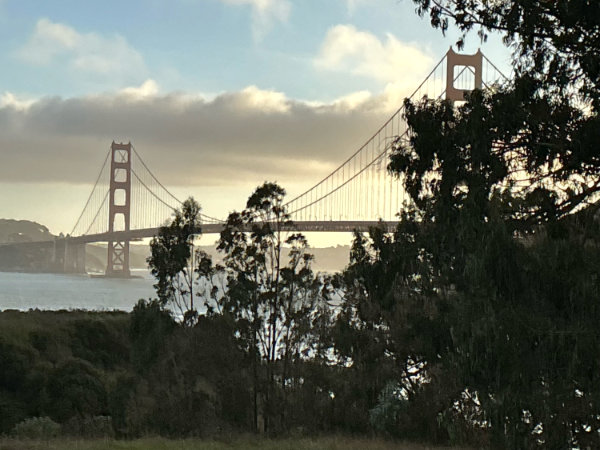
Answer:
[0,270,157,311]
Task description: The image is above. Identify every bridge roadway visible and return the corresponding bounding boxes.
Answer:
[0,220,400,249]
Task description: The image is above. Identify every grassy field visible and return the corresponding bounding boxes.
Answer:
[0,437,472,450]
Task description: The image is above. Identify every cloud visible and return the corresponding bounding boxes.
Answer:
[315,25,433,85]
[221,85,291,113]
[118,79,160,100]
[0,84,397,190]
[219,0,291,41]
[0,92,35,111]
[17,18,147,82]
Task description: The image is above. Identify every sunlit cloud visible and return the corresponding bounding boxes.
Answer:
[118,79,161,100]
[328,90,373,112]
[0,92,35,111]
[222,85,291,113]
[315,25,433,86]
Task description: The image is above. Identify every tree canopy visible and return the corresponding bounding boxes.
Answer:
[343,1,600,447]
[147,197,203,325]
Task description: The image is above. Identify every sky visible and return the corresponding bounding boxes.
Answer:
[0,0,513,243]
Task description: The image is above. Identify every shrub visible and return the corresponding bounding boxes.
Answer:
[46,358,108,423]
[69,319,129,369]
[130,298,175,371]
[12,416,60,439]
[62,415,114,438]
[369,381,408,434]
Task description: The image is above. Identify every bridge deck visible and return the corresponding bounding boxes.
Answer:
[0,221,400,248]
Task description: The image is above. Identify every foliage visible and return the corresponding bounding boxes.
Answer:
[408,0,600,220]
[127,316,251,438]
[62,415,114,438]
[148,197,203,325]
[0,311,130,435]
[12,416,60,440]
[0,338,32,392]
[129,298,176,371]
[0,436,464,450]
[331,225,454,441]
[369,381,408,434]
[210,182,334,433]
[46,359,108,423]
[344,1,600,447]
[68,318,129,369]
[0,310,251,439]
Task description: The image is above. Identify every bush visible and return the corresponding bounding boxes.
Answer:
[46,358,108,423]
[69,319,129,369]
[369,381,408,434]
[12,416,60,439]
[62,415,114,438]
[130,299,175,371]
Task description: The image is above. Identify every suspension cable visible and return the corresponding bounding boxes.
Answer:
[71,148,111,235]
[285,53,448,207]
[483,55,510,82]
[83,190,110,236]
[131,168,178,211]
[131,145,182,204]
[131,146,224,223]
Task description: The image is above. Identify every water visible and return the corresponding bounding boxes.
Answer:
[0,270,157,311]
[0,270,341,313]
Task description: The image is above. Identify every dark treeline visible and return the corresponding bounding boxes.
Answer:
[2,1,600,448]
[2,183,598,448]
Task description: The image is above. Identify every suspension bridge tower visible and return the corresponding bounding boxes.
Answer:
[445,47,483,103]
[106,141,132,277]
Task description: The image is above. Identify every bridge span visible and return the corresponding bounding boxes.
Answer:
[0,221,399,276]
[69,220,402,244]
[0,48,507,277]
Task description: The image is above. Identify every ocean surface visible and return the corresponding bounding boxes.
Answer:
[0,270,157,311]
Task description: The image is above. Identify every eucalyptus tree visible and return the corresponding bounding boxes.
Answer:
[347,0,600,446]
[336,1,600,446]
[147,197,204,326]
[215,182,333,433]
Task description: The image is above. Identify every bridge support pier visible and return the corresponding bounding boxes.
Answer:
[50,239,65,272]
[52,239,58,266]
[106,142,132,278]
[63,240,86,274]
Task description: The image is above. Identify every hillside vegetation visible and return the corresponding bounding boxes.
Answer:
[0,219,54,244]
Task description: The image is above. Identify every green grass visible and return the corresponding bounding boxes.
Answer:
[0,437,472,450]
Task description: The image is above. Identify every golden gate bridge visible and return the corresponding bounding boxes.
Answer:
[1,48,506,277]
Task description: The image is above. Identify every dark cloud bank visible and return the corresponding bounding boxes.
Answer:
[0,87,393,187]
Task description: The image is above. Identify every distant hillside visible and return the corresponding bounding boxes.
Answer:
[0,219,54,243]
